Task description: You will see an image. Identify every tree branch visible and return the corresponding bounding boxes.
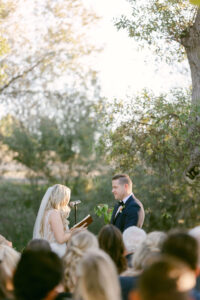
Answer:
[0,52,54,94]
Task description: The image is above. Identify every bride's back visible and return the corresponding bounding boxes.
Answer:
[43,209,57,242]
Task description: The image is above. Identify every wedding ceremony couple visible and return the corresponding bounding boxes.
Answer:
[33,174,145,257]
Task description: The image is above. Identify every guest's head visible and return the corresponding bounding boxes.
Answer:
[0,234,12,247]
[146,231,167,249]
[14,249,63,300]
[131,231,166,275]
[25,239,51,252]
[112,174,132,200]
[63,230,98,293]
[74,249,121,300]
[131,256,195,300]
[98,224,127,274]
[123,226,146,254]
[0,244,20,300]
[161,230,198,272]
[189,226,200,266]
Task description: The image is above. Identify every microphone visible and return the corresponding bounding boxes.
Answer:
[70,200,81,208]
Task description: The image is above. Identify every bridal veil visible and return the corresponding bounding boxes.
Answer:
[33,186,53,239]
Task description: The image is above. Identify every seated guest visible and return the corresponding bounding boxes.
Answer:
[98,224,127,274]
[161,230,200,299]
[63,230,98,293]
[126,231,166,276]
[120,231,166,300]
[0,244,20,300]
[74,249,121,300]
[0,234,12,247]
[146,231,167,249]
[123,226,146,267]
[189,226,200,291]
[13,249,64,300]
[130,256,196,300]
[161,231,198,273]
[25,239,51,251]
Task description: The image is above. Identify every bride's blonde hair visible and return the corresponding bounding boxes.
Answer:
[40,184,71,236]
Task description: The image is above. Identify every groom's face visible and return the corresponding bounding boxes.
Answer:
[112,179,126,201]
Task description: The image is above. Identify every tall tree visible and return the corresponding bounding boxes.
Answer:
[0,0,102,182]
[0,0,100,121]
[98,89,200,230]
[115,0,200,183]
[0,1,12,84]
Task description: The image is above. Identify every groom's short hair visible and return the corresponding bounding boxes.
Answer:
[112,174,132,188]
[14,249,63,300]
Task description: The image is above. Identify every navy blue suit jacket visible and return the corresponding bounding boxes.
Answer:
[110,194,144,232]
[119,276,139,300]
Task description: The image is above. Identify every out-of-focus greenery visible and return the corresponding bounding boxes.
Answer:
[98,89,200,231]
[0,182,46,251]
[115,0,200,184]
[94,204,113,224]
[190,0,200,5]
[115,0,197,63]
[0,104,99,183]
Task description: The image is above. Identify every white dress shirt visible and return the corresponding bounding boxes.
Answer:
[115,193,132,217]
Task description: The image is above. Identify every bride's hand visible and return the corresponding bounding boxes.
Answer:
[69,224,87,235]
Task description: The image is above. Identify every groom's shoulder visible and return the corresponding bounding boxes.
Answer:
[128,195,143,208]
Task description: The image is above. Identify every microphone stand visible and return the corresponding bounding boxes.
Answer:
[70,200,81,225]
[75,203,77,224]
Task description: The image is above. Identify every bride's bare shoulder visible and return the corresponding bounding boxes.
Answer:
[48,209,61,219]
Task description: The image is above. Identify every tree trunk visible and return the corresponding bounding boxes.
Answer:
[181,9,200,183]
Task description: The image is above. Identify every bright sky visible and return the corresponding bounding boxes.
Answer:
[84,0,191,99]
[0,0,191,118]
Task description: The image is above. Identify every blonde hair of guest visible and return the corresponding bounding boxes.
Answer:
[0,234,12,247]
[74,249,121,300]
[63,230,98,293]
[0,244,20,299]
[40,184,71,236]
[132,231,167,274]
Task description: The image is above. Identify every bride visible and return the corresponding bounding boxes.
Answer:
[33,184,75,257]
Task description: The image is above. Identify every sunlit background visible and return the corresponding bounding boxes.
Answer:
[85,0,191,98]
[0,0,191,118]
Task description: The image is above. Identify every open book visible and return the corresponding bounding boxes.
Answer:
[72,214,93,229]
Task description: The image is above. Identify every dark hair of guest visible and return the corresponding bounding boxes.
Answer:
[25,239,51,252]
[161,230,198,271]
[14,249,63,300]
[98,224,127,274]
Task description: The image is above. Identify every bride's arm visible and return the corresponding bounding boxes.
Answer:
[49,210,71,244]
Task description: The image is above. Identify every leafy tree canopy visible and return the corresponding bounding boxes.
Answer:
[98,88,200,230]
[115,0,197,62]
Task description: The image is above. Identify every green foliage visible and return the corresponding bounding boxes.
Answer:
[0,0,101,113]
[115,0,197,62]
[98,89,200,231]
[94,204,113,224]
[190,0,200,5]
[0,182,47,251]
[100,89,191,176]
[0,105,99,181]
[0,2,11,84]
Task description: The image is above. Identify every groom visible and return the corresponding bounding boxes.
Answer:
[110,174,145,232]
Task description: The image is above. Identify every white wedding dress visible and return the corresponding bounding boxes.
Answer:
[43,209,67,257]
[33,187,67,258]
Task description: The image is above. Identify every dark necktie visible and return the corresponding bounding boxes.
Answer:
[118,201,124,207]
